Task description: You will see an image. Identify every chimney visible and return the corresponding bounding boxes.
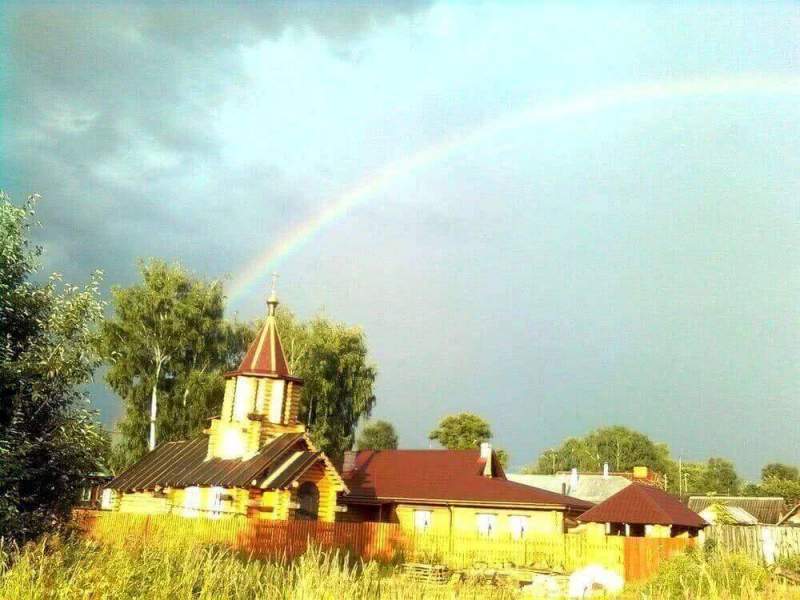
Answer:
[342,451,357,474]
[480,442,493,477]
[570,467,579,492]
[603,463,609,478]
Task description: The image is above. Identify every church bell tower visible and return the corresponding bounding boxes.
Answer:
[205,275,305,460]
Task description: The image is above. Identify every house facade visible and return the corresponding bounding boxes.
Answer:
[103,289,346,521]
[337,444,593,539]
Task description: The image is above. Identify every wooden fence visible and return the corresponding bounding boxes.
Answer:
[73,510,693,582]
[707,525,800,565]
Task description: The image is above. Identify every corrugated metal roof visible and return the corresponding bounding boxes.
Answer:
[507,473,631,504]
[687,496,786,525]
[342,450,593,511]
[579,483,707,527]
[107,433,305,491]
[698,504,759,525]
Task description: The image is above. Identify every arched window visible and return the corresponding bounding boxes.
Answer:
[296,482,320,520]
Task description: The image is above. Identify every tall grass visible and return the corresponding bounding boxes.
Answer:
[0,536,521,600]
[627,547,800,600]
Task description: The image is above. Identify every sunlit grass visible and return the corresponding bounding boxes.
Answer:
[2,535,799,599]
[0,536,520,600]
[625,547,800,600]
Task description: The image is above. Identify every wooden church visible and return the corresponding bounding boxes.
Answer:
[103,286,346,521]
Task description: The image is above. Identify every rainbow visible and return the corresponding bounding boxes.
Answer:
[227,74,800,302]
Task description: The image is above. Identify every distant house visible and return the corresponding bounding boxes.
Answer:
[338,444,593,539]
[698,503,758,526]
[102,290,346,522]
[687,496,786,525]
[507,472,631,504]
[578,483,706,538]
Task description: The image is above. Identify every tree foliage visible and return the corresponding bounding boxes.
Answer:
[531,426,673,475]
[357,420,398,451]
[0,193,108,541]
[742,478,800,507]
[761,463,799,482]
[275,308,377,460]
[429,413,492,450]
[679,458,740,495]
[100,261,248,469]
[740,462,800,506]
[427,413,509,466]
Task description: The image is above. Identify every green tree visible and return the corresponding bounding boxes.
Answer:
[682,458,740,495]
[530,426,673,475]
[357,420,398,450]
[494,448,510,469]
[275,308,377,460]
[428,413,492,450]
[0,193,108,541]
[743,478,800,506]
[761,463,799,482]
[100,260,245,469]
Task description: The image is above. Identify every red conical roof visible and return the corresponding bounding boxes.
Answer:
[226,286,297,380]
[234,315,290,377]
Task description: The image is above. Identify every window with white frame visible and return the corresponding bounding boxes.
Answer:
[510,515,529,540]
[183,486,201,517]
[209,486,224,518]
[413,510,432,531]
[80,487,92,502]
[476,513,497,537]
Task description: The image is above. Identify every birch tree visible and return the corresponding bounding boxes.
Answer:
[100,260,241,468]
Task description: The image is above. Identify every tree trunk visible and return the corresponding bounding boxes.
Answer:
[149,356,162,451]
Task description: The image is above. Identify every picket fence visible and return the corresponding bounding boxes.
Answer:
[73,510,693,582]
[707,525,800,565]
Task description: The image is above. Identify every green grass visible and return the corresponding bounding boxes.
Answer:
[2,535,799,599]
[0,536,521,599]
[625,547,800,600]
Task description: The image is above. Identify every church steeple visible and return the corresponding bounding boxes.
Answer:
[207,276,304,460]
[231,274,290,378]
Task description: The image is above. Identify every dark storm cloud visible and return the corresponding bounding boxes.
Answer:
[3,1,430,283]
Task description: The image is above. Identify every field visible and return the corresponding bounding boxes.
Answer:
[2,535,800,599]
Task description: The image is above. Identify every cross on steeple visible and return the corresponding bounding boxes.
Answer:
[268,273,279,315]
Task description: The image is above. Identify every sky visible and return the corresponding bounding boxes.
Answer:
[1,1,798,480]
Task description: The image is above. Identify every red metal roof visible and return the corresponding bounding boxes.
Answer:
[228,315,291,378]
[578,483,707,527]
[342,450,592,511]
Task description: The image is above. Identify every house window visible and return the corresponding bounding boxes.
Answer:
[510,515,529,540]
[80,487,92,502]
[209,487,224,518]
[183,486,201,517]
[477,513,497,537]
[414,510,432,532]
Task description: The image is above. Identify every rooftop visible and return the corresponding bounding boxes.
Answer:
[687,496,786,525]
[579,483,707,528]
[507,473,631,504]
[342,449,593,512]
